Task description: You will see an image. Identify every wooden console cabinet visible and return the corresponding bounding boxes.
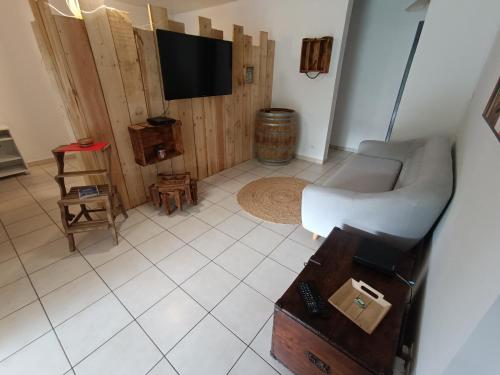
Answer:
[271,228,415,375]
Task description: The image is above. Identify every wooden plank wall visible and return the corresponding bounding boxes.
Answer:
[29,0,275,208]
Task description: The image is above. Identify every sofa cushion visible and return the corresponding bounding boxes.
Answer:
[324,155,402,193]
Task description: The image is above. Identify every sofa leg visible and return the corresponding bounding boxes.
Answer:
[312,233,319,241]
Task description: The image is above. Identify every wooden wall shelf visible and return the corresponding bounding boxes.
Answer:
[300,36,333,73]
[128,121,184,166]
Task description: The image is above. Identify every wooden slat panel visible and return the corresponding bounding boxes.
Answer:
[168,20,185,33]
[259,31,268,111]
[30,1,107,189]
[148,4,187,175]
[134,27,173,175]
[107,9,158,197]
[223,94,235,168]
[198,17,212,38]
[107,10,148,124]
[191,98,208,179]
[134,28,164,117]
[54,15,129,204]
[212,29,223,40]
[265,40,275,108]
[80,2,147,207]
[199,17,219,174]
[166,101,186,173]
[148,5,169,30]
[251,45,261,157]
[209,27,226,172]
[167,19,197,177]
[232,25,244,165]
[176,100,198,178]
[203,96,218,174]
[242,34,253,161]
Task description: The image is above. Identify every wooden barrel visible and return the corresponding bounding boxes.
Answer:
[255,108,297,165]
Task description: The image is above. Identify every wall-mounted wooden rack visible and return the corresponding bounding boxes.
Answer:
[129,121,184,166]
[300,36,334,74]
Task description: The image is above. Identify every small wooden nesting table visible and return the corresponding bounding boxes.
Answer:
[149,173,198,215]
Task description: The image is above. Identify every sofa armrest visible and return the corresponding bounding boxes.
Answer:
[301,184,430,249]
[358,140,420,162]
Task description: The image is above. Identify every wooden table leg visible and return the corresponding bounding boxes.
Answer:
[161,193,173,215]
[174,190,183,211]
[190,181,198,205]
[149,184,161,208]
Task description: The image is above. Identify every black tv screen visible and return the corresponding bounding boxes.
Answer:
[156,29,232,100]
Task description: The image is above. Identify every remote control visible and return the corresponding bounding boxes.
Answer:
[298,281,330,317]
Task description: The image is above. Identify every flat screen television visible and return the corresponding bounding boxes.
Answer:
[156,29,232,100]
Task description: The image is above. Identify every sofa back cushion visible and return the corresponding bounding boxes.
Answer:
[325,154,402,193]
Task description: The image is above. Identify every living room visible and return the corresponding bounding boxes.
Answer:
[0,0,499,374]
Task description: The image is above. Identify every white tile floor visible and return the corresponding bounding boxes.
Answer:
[0,151,352,375]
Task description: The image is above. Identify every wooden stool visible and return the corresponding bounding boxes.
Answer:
[52,143,127,251]
[150,173,198,215]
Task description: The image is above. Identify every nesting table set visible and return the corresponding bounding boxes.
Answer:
[149,172,198,215]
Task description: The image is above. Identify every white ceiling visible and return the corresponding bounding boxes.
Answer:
[116,0,236,14]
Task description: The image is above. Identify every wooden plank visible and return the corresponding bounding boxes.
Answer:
[198,17,212,38]
[259,31,268,111]
[209,26,226,172]
[80,2,147,207]
[147,5,169,30]
[212,29,223,40]
[251,45,261,158]
[168,20,185,33]
[167,19,196,176]
[199,17,218,174]
[134,28,164,118]
[166,101,185,173]
[176,100,198,179]
[29,1,105,188]
[242,34,253,161]
[265,40,275,108]
[232,25,244,165]
[203,96,218,174]
[107,10,148,125]
[107,9,157,197]
[191,98,208,179]
[134,27,173,175]
[54,15,129,205]
[148,5,188,175]
[223,94,235,168]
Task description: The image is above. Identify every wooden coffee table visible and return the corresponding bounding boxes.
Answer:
[271,228,415,375]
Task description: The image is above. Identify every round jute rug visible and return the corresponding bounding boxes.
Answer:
[237,177,309,224]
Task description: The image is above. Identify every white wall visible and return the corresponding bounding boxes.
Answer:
[391,0,500,141]
[414,29,500,375]
[443,296,500,375]
[0,1,74,163]
[173,0,353,162]
[330,0,425,151]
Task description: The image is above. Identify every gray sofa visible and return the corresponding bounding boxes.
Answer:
[302,137,453,250]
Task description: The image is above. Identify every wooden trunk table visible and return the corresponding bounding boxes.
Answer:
[271,228,415,375]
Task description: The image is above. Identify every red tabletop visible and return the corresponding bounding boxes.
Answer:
[54,142,109,153]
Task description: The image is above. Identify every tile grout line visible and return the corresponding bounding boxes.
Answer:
[0,155,345,373]
[0,212,75,372]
